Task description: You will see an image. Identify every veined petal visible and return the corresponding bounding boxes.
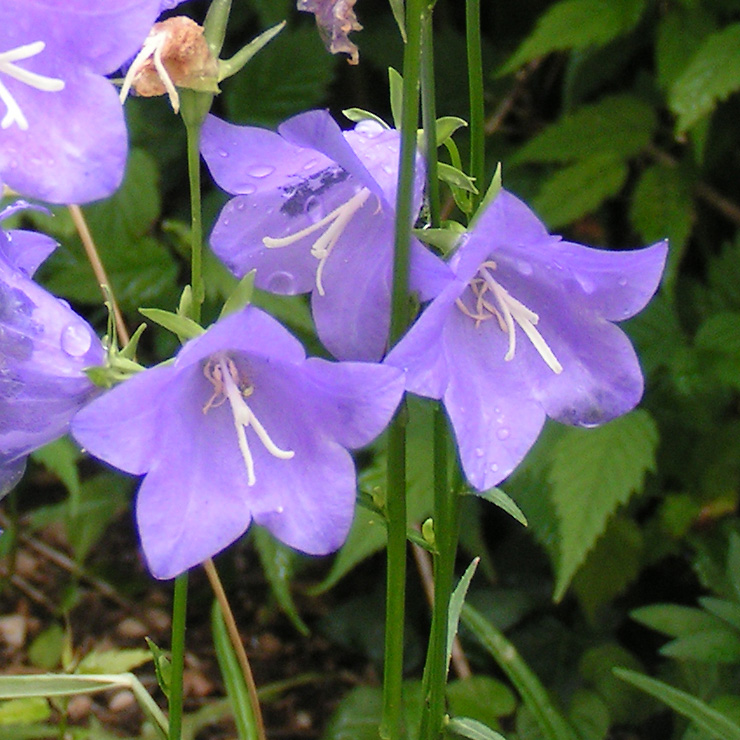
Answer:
[442,309,546,490]
[136,363,253,579]
[71,363,175,476]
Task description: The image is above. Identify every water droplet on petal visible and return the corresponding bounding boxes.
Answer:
[490,463,499,473]
[474,447,484,458]
[236,201,246,210]
[303,158,318,170]
[247,164,275,178]
[304,195,323,222]
[497,427,510,441]
[355,120,384,137]
[61,323,92,357]
[241,185,255,195]
[218,149,228,158]
[516,260,533,276]
[266,271,296,293]
[618,276,628,287]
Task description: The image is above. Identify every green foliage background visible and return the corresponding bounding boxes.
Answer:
[5,0,740,738]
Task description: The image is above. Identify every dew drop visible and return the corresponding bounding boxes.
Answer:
[516,260,533,276]
[240,184,256,195]
[236,201,246,211]
[247,164,275,179]
[618,276,628,287]
[61,323,92,357]
[218,149,228,158]
[355,119,384,137]
[497,427,510,441]
[303,158,318,170]
[266,271,296,293]
[304,195,324,223]
[490,463,499,473]
[474,447,484,458]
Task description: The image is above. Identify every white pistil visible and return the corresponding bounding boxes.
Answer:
[203,356,294,486]
[119,31,180,112]
[263,188,372,296]
[0,42,65,130]
[457,260,563,374]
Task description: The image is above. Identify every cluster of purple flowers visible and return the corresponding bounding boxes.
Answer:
[1,3,667,580]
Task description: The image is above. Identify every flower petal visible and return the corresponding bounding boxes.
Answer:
[71,363,174,475]
[136,364,253,578]
[442,310,546,490]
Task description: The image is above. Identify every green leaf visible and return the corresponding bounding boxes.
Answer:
[447,676,517,727]
[0,698,50,726]
[670,23,740,133]
[322,683,423,740]
[436,117,468,147]
[211,601,259,740]
[466,487,527,526]
[28,626,64,671]
[499,0,646,74]
[0,674,132,699]
[631,604,723,638]
[438,163,478,194]
[30,438,81,517]
[461,605,580,740]
[571,516,643,621]
[656,6,716,92]
[567,690,609,740]
[661,629,740,663]
[223,27,335,126]
[445,717,507,740]
[341,109,389,127]
[695,312,740,389]
[75,649,152,676]
[253,528,309,636]
[549,410,658,601]
[614,668,740,740]
[145,638,171,700]
[447,559,479,674]
[389,67,403,131]
[138,308,205,343]
[413,226,465,255]
[513,95,656,164]
[630,163,693,295]
[532,154,628,229]
[219,270,256,319]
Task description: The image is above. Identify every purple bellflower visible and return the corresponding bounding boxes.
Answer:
[386,189,668,492]
[201,110,451,362]
[71,305,405,579]
[0,202,104,495]
[0,0,172,204]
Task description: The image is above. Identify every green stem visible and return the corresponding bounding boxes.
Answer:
[420,10,440,229]
[381,0,426,737]
[168,572,188,740]
[420,406,460,740]
[181,90,213,323]
[466,0,485,213]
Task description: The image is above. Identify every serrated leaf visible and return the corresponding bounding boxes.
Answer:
[253,527,309,636]
[630,163,693,294]
[670,23,740,133]
[532,154,628,229]
[514,95,657,164]
[614,668,740,740]
[656,6,716,92]
[500,0,646,74]
[223,27,335,126]
[549,410,658,601]
[572,516,643,621]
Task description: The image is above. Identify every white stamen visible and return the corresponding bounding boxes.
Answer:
[203,356,294,486]
[263,188,372,296]
[119,31,180,112]
[0,42,65,131]
[457,260,563,374]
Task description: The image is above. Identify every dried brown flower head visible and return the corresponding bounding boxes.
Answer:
[297,0,363,65]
